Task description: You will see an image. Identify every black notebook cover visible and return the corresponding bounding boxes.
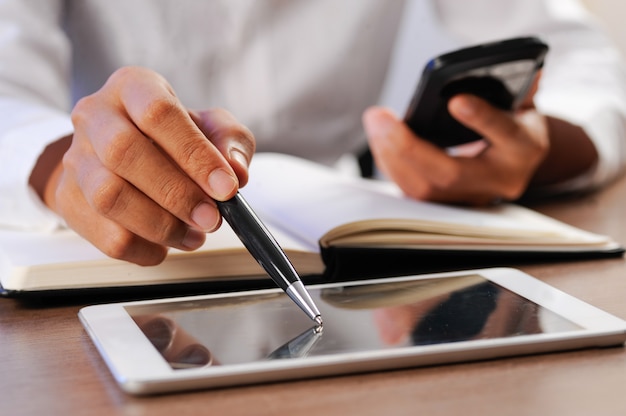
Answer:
[320,245,626,281]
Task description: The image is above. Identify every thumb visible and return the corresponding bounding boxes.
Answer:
[448,94,520,147]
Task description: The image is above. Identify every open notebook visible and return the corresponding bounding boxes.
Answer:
[1,153,622,294]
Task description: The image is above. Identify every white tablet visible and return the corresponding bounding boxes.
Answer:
[79,268,626,395]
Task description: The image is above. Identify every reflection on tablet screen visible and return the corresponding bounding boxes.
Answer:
[126,274,582,370]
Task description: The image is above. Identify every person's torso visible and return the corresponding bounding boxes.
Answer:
[64,0,408,163]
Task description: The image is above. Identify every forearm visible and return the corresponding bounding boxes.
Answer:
[29,135,72,212]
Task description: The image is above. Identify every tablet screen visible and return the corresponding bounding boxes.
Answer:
[125,274,582,370]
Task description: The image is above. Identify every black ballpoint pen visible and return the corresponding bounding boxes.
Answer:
[217,192,323,326]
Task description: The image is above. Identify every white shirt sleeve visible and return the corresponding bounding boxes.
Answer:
[0,0,73,230]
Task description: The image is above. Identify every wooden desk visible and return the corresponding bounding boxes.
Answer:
[2,177,626,416]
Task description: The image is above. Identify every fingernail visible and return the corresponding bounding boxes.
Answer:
[190,202,220,231]
[363,108,397,138]
[181,227,206,250]
[449,96,477,118]
[208,168,238,200]
[229,148,249,172]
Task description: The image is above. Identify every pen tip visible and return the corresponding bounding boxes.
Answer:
[314,316,323,327]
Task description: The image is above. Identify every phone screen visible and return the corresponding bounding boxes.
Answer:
[125,273,581,370]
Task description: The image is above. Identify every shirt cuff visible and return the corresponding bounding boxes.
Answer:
[0,112,73,231]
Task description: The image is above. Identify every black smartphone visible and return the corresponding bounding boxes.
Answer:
[404,37,549,148]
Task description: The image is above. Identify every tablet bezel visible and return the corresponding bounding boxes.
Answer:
[78,267,626,395]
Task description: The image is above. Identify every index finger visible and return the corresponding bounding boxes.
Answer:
[190,108,256,188]
[109,67,240,201]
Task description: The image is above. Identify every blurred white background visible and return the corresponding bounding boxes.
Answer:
[582,0,626,56]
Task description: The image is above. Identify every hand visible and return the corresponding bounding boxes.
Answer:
[363,95,551,205]
[34,66,255,265]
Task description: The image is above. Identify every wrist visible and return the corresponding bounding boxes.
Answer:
[29,135,72,211]
[531,117,598,187]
